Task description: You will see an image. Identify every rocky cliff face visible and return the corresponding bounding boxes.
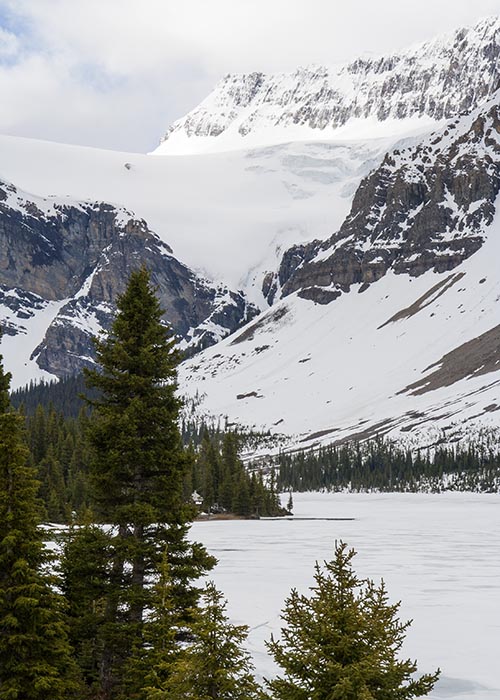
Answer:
[0,181,257,378]
[266,96,500,304]
[157,17,500,153]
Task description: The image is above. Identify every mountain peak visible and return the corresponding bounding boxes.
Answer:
[154,16,500,155]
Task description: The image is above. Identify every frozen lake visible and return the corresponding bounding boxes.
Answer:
[191,492,500,699]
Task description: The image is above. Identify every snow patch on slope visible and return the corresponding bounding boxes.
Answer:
[178,199,500,450]
[0,297,70,388]
[0,134,404,298]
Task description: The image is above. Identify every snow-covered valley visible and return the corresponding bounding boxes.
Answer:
[192,491,500,699]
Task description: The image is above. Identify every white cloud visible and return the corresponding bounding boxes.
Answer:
[0,0,498,151]
[0,26,19,58]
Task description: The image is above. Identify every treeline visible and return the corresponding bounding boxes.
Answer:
[19,402,285,523]
[276,439,500,493]
[12,373,285,521]
[11,373,97,418]
[188,432,284,517]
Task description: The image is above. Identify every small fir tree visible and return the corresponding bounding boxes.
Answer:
[0,335,81,699]
[131,547,182,700]
[37,444,67,522]
[155,581,263,700]
[267,541,440,700]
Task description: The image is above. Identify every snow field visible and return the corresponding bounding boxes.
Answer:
[0,133,396,300]
[179,205,500,445]
[192,491,500,699]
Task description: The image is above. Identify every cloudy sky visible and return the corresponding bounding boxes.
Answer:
[0,0,498,153]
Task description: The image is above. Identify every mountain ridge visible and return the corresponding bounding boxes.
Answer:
[267,96,500,304]
[155,16,500,155]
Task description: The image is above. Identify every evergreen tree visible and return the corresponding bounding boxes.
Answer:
[37,444,67,522]
[196,430,224,512]
[60,517,111,696]
[130,547,182,700]
[232,473,251,517]
[81,268,214,699]
[153,581,263,700]
[0,335,80,699]
[267,541,439,700]
[219,432,239,510]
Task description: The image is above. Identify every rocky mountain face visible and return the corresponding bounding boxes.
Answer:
[177,96,500,448]
[0,180,257,379]
[158,16,500,153]
[2,16,500,450]
[263,97,500,304]
[172,27,500,450]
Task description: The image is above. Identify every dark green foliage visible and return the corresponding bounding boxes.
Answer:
[10,373,98,418]
[277,438,500,493]
[267,541,440,700]
[0,336,81,699]
[161,522,216,618]
[128,547,183,700]
[60,519,111,695]
[150,581,263,700]
[22,404,92,522]
[37,445,68,522]
[69,268,215,700]
[190,431,285,517]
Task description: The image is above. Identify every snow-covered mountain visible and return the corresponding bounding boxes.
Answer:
[1,16,500,451]
[155,16,500,155]
[178,99,500,450]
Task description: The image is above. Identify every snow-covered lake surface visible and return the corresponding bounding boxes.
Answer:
[191,492,500,699]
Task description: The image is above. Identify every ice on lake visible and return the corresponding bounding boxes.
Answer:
[191,492,500,699]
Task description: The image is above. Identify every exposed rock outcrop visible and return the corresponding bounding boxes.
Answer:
[0,180,257,378]
[268,99,500,302]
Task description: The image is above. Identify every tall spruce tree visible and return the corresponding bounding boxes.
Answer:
[81,268,215,700]
[267,541,440,700]
[0,335,80,699]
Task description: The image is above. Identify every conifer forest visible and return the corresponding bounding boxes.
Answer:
[0,269,444,699]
